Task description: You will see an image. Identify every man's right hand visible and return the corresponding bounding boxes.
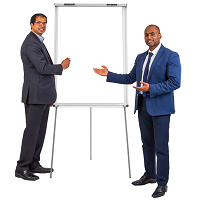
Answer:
[93,65,108,76]
[61,58,71,70]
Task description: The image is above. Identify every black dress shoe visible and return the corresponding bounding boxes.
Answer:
[132,175,156,186]
[29,165,54,173]
[152,185,168,198]
[15,169,39,181]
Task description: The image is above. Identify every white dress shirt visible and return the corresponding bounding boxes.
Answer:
[140,43,161,94]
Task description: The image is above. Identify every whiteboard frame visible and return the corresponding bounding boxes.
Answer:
[54,3,128,107]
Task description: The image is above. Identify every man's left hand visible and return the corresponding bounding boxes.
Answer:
[133,81,149,92]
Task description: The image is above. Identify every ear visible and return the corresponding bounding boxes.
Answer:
[159,33,162,39]
[30,23,34,30]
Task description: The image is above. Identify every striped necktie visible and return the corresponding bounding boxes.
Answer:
[143,52,153,97]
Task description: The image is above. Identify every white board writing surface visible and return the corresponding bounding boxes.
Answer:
[55,5,127,105]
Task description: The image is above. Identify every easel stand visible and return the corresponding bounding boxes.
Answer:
[50,104,131,178]
[52,3,130,178]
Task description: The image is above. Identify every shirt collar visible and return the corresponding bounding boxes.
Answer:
[32,31,44,43]
[149,43,161,55]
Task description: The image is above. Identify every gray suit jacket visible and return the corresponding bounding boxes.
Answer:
[21,32,63,104]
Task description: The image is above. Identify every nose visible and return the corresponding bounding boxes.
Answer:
[147,34,152,40]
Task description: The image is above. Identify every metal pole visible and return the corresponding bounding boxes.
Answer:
[54,6,58,104]
[90,107,92,160]
[50,105,58,178]
[123,106,131,178]
[122,6,128,107]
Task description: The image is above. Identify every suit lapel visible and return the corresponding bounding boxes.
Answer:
[148,44,164,81]
[30,32,53,64]
[42,43,53,64]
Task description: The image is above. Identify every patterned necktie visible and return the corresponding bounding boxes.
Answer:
[143,52,153,97]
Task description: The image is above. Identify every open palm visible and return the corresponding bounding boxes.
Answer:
[93,65,108,76]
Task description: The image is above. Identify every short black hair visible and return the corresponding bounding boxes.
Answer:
[146,24,160,33]
[30,13,47,25]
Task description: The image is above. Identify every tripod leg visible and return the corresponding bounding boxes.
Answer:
[123,106,131,178]
[50,105,58,178]
[90,107,92,160]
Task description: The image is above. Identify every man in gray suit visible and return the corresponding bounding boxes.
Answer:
[15,13,70,181]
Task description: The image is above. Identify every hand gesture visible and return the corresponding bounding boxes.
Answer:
[93,65,108,76]
[61,57,71,70]
[133,81,149,92]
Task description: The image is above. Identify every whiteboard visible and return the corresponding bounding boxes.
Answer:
[54,4,128,107]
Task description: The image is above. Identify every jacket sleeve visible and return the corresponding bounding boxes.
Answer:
[149,52,181,97]
[25,42,63,75]
[106,55,138,84]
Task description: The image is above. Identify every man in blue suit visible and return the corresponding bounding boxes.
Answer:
[93,25,181,198]
[15,13,71,181]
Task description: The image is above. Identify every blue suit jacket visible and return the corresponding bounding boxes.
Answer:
[107,44,181,116]
[21,32,63,104]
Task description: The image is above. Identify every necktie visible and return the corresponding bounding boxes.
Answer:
[143,52,153,97]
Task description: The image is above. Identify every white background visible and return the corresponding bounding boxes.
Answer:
[56,6,125,104]
[1,0,199,199]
